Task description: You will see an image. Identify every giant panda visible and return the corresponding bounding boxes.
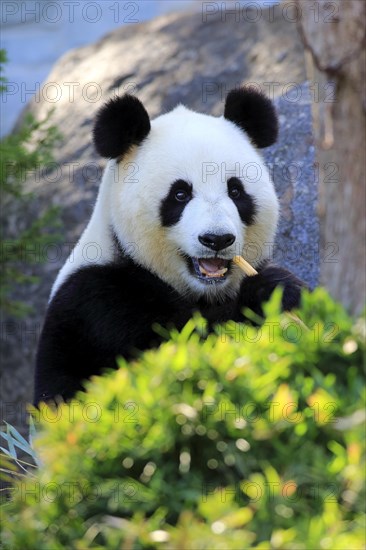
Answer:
[34,87,303,406]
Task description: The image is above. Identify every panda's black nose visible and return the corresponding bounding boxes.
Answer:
[198,233,236,252]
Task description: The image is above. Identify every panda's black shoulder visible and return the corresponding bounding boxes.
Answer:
[50,260,179,313]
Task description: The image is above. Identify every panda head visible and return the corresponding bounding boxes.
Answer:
[93,88,279,302]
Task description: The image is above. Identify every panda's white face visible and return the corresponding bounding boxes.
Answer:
[111,106,279,301]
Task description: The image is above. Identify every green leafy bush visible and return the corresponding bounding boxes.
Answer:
[0,49,62,316]
[1,289,365,549]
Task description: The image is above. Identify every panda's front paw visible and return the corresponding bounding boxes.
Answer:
[239,264,305,317]
[279,272,304,311]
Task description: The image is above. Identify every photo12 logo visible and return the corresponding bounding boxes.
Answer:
[1,2,140,25]
[201,1,340,24]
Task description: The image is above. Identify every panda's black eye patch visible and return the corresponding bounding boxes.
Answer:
[160,179,193,227]
[227,177,257,226]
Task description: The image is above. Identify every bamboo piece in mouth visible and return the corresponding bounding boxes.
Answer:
[232,255,258,277]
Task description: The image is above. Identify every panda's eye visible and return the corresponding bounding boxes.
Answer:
[175,189,190,202]
[229,186,241,199]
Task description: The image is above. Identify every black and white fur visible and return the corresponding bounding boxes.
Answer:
[34,88,303,405]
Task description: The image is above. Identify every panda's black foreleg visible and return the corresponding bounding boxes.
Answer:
[237,264,305,318]
[33,366,84,407]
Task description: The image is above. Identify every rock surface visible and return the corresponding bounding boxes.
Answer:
[1,6,318,434]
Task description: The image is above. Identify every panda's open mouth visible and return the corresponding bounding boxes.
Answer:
[191,257,230,284]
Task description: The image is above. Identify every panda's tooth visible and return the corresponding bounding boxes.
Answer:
[204,267,228,278]
[195,258,228,279]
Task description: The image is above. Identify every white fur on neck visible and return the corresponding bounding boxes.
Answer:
[50,160,117,300]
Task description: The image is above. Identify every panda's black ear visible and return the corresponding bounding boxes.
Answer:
[93,95,151,159]
[224,87,278,148]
